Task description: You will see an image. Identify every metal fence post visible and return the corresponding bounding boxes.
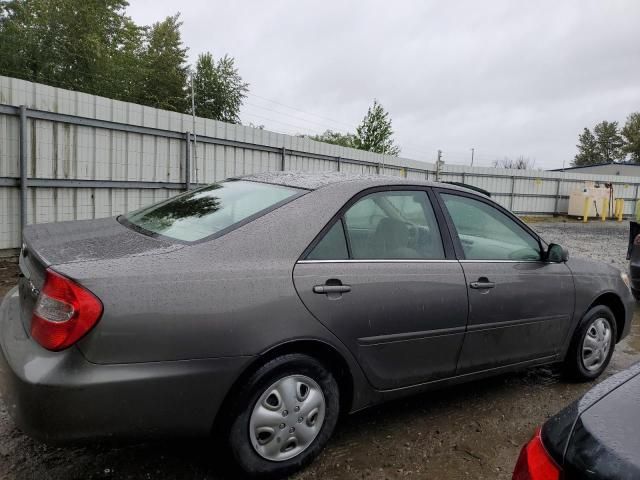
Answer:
[281,147,286,171]
[509,175,516,210]
[553,178,561,215]
[336,156,341,172]
[19,106,28,240]
[184,132,191,191]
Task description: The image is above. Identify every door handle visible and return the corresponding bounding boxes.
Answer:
[469,278,495,289]
[313,284,352,294]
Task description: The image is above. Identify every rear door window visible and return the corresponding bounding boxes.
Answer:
[122,180,301,242]
[306,190,445,260]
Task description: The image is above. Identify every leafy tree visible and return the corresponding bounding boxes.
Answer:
[310,130,356,148]
[192,52,248,123]
[622,112,640,163]
[353,100,401,156]
[572,121,626,166]
[572,128,600,166]
[0,3,252,120]
[0,0,144,101]
[593,120,625,163]
[308,101,400,155]
[110,20,147,103]
[493,156,535,169]
[138,14,188,112]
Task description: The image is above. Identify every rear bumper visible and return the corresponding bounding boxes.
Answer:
[0,287,252,441]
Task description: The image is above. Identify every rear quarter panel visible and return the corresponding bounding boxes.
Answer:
[54,183,375,410]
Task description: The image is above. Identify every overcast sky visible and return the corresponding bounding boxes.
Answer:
[127,0,640,169]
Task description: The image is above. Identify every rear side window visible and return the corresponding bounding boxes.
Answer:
[123,180,301,242]
[306,221,349,260]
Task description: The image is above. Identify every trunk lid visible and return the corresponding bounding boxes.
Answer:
[22,217,183,267]
[18,217,184,335]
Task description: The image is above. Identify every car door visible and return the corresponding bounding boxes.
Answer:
[435,189,575,374]
[293,187,469,390]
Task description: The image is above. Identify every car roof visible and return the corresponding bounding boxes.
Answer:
[237,171,478,195]
[577,361,640,414]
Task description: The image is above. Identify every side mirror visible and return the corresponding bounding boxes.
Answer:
[547,243,569,263]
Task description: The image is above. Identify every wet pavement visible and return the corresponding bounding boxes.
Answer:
[0,220,638,480]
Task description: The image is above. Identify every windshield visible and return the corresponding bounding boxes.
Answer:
[122,180,301,242]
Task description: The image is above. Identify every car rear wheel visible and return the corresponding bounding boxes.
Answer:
[228,354,340,478]
[563,305,617,381]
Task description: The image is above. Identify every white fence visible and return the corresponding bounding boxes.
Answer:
[1,75,639,251]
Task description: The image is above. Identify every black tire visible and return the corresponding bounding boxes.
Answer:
[227,354,340,479]
[563,305,617,381]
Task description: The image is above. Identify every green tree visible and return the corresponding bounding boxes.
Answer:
[353,100,401,156]
[572,128,600,166]
[138,14,188,112]
[0,3,252,120]
[622,112,640,163]
[593,120,625,163]
[0,0,144,101]
[192,52,248,123]
[310,129,357,148]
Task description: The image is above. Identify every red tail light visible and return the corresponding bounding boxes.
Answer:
[513,427,561,480]
[31,269,103,351]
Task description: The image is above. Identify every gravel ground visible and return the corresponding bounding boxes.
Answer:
[0,220,638,480]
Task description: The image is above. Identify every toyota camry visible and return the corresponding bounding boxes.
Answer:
[0,172,633,478]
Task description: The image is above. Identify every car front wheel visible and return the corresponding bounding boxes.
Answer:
[228,353,340,478]
[564,305,617,381]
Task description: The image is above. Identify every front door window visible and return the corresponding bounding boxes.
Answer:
[441,194,540,260]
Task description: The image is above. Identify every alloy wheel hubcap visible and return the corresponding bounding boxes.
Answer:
[249,374,326,462]
[581,317,612,372]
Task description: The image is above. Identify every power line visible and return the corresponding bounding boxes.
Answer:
[241,111,318,135]
[246,93,447,158]
[242,101,347,131]
[247,92,354,129]
[2,68,528,166]
[0,66,473,161]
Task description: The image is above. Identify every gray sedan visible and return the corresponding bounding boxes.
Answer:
[0,173,633,478]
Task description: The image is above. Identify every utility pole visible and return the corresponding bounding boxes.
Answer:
[436,149,442,182]
[190,71,199,185]
[470,147,475,167]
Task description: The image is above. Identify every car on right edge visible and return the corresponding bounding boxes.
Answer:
[513,361,640,480]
